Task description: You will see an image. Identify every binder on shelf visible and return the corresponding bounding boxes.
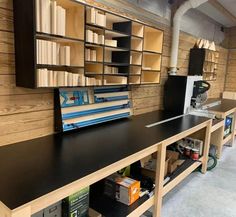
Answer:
[91,50,97,61]
[86,48,91,61]
[98,35,104,44]
[93,32,98,44]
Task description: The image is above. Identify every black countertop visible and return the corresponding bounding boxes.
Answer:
[204,98,236,113]
[0,111,210,210]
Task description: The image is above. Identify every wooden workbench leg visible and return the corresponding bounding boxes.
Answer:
[11,206,31,217]
[153,143,166,217]
[216,125,224,159]
[201,121,212,174]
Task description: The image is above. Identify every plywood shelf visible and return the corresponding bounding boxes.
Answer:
[36,32,83,43]
[130,51,142,65]
[131,37,143,52]
[142,53,162,71]
[143,26,163,53]
[132,22,144,38]
[129,75,141,85]
[14,0,163,88]
[141,71,161,84]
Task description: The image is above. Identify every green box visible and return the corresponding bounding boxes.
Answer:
[62,187,90,217]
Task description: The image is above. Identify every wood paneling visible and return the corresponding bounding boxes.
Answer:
[0,0,228,146]
[224,27,236,92]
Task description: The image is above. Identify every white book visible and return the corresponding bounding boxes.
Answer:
[72,73,79,86]
[65,46,70,66]
[52,42,57,65]
[98,35,104,44]
[85,48,91,61]
[47,41,52,65]
[61,7,66,36]
[56,43,60,65]
[91,50,96,61]
[40,0,46,33]
[93,32,98,44]
[42,69,48,87]
[56,6,62,35]
[36,0,41,32]
[51,0,57,34]
[59,46,65,65]
[86,30,93,43]
[36,40,39,64]
[79,74,85,86]
[41,40,45,64]
[45,0,51,34]
[68,73,73,86]
[53,71,58,86]
[48,70,54,87]
[57,72,64,86]
[37,69,41,87]
[64,71,68,86]
[86,7,96,24]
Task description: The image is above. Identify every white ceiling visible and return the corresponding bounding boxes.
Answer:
[197,0,236,27]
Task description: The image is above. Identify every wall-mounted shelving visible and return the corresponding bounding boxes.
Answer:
[13,0,164,88]
[188,48,219,81]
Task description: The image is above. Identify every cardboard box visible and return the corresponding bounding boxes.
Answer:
[168,159,185,174]
[62,187,90,217]
[44,201,62,217]
[104,174,140,205]
[141,156,169,179]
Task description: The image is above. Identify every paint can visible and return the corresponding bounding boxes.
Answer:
[184,146,192,157]
[191,149,200,160]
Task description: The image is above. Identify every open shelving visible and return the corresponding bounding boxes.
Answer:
[188,48,219,81]
[13,0,164,88]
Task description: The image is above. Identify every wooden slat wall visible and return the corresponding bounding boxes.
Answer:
[0,0,54,146]
[224,27,236,92]
[0,0,228,146]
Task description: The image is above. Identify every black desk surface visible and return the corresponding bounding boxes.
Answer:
[0,111,210,210]
[206,98,236,113]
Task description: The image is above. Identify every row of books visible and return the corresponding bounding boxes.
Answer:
[86,77,102,86]
[104,66,119,74]
[85,48,97,62]
[86,30,104,44]
[37,69,85,87]
[36,0,66,36]
[86,7,106,27]
[36,39,70,66]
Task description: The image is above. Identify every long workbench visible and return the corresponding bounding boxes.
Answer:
[204,99,236,157]
[0,111,212,217]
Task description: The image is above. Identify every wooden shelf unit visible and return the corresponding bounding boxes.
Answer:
[188,48,219,81]
[13,0,164,88]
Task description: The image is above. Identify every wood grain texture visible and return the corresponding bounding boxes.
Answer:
[225,30,236,91]
[0,0,229,147]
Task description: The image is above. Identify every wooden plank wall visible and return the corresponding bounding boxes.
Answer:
[0,0,228,146]
[224,27,236,92]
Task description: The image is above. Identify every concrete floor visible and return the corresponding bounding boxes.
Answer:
[160,144,236,217]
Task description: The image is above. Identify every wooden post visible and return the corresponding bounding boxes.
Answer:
[201,121,212,174]
[153,143,166,217]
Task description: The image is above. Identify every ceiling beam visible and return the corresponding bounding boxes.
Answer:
[209,0,236,23]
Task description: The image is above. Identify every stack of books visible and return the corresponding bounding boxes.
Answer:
[86,7,106,27]
[86,77,102,86]
[86,30,104,44]
[37,39,71,66]
[104,66,119,74]
[36,0,66,36]
[37,69,85,87]
[85,48,97,61]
